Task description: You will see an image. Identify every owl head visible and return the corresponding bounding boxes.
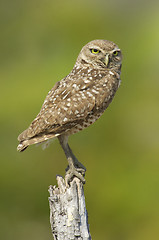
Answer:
[76,39,122,71]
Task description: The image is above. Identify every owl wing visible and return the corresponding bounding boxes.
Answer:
[18,76,96,141]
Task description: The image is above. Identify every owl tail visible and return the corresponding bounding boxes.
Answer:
[17,132,60,152]
[17,142,28,152]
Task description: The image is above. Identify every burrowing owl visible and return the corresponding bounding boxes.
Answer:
[17,39,122,183]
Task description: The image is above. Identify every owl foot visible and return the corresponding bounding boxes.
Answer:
[65,162,86,186]
[74,160,86,172]
[65,160,86,172]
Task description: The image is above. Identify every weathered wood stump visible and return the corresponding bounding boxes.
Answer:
[48,176,91,240]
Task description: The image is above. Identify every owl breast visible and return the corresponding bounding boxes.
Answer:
[67,70,120,136]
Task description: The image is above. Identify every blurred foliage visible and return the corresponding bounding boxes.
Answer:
[0,0,159,239]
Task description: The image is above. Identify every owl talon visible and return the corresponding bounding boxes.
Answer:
[75,162,86,172]
[65,165,86,185]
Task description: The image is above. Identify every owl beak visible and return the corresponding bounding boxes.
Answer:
[105,54,109,66]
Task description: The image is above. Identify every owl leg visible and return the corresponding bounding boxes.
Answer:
[67,144,86,171]
[58,135,86,184]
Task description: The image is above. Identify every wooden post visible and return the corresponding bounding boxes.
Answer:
[48,176,91,240]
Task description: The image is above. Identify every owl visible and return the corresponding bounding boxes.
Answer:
[17,39,122,183]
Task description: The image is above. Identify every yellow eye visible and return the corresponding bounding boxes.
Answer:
[91,49,100,54]
[113,51,119,56]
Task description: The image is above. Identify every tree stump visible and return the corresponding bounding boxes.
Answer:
[48,176,91,240]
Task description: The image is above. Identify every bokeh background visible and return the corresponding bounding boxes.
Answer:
[1,0,159,239]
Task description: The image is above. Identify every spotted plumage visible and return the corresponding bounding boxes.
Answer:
[17,39,122,183]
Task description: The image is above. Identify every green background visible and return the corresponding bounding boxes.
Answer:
[1,0,159,239]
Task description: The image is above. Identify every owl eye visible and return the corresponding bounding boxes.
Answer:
[90,49,100,54]
[113,50,119,56]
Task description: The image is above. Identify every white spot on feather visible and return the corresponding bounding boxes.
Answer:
[63,107,68,111]
[75,110,79,114]
[109,71,114,75]
[63,92,70,99]
[84,80,90,84]
[92,89,99,94]
[62,89,67,94]
[86,91,93,97]
[73,83,77,88]
[63,117,68,122]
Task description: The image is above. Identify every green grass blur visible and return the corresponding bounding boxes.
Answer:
[1,0,159,239]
